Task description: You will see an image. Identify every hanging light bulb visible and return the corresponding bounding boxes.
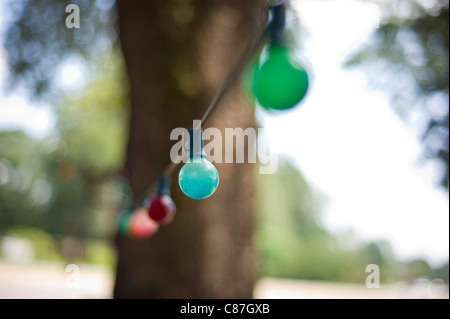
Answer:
[252,3,309,111]
[148,175,176,225]
[179,128,219,200]
[129,207,159,239]
[253,45,309,110]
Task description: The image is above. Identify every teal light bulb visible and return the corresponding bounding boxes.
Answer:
[179,156,219,200]
[253,44,309,110]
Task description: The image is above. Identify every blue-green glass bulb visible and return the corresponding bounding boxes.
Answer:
[179,156,219,200]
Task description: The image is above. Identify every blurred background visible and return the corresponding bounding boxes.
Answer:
[0,0,448,299]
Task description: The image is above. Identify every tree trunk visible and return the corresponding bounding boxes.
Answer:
[114,0,265,298]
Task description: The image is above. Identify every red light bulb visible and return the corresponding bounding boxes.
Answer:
[148,175,176,225]
[148,194,176,225]
[129,208,159,239]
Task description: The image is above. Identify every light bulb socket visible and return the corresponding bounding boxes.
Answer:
[156,174,172,195]
[184,128,205,158]
[269,3,286,46]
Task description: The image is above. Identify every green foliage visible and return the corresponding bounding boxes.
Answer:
[433,262,449,283]
[0,51,128,238]
[401,259,433,279]
[0,131,52,228]
[255,159,355,281]
[396,258,449,284]
[57,51,129,177]
[256,159,445,283]
[1,0,127,239]
[83,240,116,270]
[4,0,116,98]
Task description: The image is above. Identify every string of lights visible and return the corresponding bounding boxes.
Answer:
[118,3,310,239]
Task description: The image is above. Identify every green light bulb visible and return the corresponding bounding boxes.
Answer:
[118,211,132,235]
[253,44,309,110]
[179,156,219,200]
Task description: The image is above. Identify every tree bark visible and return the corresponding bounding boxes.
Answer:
[114,0,265,298]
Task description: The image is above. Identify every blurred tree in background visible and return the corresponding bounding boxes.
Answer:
[2,0,124,240]
[0,130,53,228]
[0,47,125,268]
[0,49,127,239]
[346,0,449,189]
[4,0,116,98]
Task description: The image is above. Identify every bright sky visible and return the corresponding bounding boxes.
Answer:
[0,0,448,265]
